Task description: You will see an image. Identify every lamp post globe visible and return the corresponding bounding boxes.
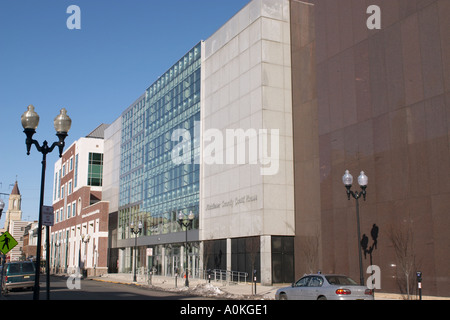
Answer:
[358,171,368,187]
[21,105,40,131]
[54,108,72,134]
[342,170,353,186]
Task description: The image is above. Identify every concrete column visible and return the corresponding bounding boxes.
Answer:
[118,248,124,273]
[161,246,166,276]
[260,235,272,286]
[199,241,204,272]
[226,238,232,281]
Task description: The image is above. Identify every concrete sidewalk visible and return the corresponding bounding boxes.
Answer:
[93,273,279,300]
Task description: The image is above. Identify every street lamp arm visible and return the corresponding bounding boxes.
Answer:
[178,220,193,229]
[24,129,67,158]
[345,185,367,201]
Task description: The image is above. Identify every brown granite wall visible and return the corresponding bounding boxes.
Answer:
[291,0,450,296]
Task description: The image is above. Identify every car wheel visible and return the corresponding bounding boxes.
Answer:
[317,296,327,300]
[279,293,288,300]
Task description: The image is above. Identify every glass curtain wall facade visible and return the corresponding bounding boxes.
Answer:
[118,43,201,274]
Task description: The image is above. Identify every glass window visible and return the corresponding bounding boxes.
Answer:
[58,169,61,198]
[295,276,311,287]
[118,42,201,240]
[72,202,76,217]
[74,154,78,188]
[325,276,358,286]
[88,153,103,186]
[308,276,324,287]
[54,172,58,201]
[22,262,34,273]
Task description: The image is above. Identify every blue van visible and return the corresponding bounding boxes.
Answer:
[1,261,35,294]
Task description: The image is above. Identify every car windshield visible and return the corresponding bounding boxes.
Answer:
[325,275,358,286]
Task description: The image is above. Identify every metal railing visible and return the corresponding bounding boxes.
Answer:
[207,269,248,284]
[130,267,248,285]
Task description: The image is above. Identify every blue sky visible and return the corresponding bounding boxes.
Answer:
[0,0,250,225]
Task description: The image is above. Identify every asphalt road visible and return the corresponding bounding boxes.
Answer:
[1,275,210,300]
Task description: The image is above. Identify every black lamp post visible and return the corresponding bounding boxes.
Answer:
[21,105,72,300]
[178,211,194,287]
[342,170,368,286]
[55,240,61,274]
[82,234,90,277]
[130,221,142,282]
[0,199,4,220]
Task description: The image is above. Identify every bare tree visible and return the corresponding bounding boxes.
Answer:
[202,235,214,272]
[299,229,320,274]
[247,236,260,275]
[388,222,417,299]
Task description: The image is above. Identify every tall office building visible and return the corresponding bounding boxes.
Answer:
[105,2,295,284]
[107,44,202,276]
[103,0,450,296]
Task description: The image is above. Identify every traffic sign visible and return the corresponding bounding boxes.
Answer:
[42,205,54,226]
[0,231,18,255]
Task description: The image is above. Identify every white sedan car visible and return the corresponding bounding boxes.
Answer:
[275,274,374,300]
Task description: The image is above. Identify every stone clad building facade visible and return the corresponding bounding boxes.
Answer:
[99,0,450,296]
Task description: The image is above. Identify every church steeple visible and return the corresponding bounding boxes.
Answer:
[4,180,22,231]
[11,181,20,196]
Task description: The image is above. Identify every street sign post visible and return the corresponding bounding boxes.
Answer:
[0,231,18,255]
[41,205,54,300]
[42,205,54,227]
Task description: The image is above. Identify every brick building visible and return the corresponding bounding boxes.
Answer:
[51,124,109,277]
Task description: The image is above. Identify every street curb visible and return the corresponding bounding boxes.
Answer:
[90,277,269,300]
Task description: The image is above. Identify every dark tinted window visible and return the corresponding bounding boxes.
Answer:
[21,263,35,273]
[326,276,358,285]
[8,264,21,274]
